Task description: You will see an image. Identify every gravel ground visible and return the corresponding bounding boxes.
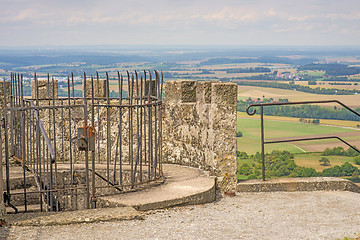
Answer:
[4,191,360,240]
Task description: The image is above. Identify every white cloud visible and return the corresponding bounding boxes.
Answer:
[1,0,360,46]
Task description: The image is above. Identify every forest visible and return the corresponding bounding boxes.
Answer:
[235,81,359,95]
[238,150,360,180]
[237,99,360,121]
[299,63,360,76]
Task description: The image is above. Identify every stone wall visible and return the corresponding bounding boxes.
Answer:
[31,79,58,99]
[1,78,237,193]
[163,80,237,192]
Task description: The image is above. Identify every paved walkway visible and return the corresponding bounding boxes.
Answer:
[5,191,360,240]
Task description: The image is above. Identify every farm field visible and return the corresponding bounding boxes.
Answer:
[237,112,360,128]
[296,80,360,90]
[237,85,360,108]
[237,117,359,154]
[293,153,359,172]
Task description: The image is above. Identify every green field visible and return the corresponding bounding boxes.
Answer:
[293,153,358,172]
[237,117,356,154]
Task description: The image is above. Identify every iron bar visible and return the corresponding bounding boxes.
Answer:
[83,72,90,209]
[90,74,96,209]
[106,72,111,185]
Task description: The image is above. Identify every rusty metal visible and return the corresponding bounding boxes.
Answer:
[246,100,360,181]
[3,70,163,213]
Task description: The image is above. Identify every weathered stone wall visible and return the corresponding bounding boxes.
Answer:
[163,80,237,192]
[31,79,58,99]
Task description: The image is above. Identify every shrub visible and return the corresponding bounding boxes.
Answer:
[247,174,258,179]
[238,163,252,175]
[236,131,243,137]
[354,156,360,165]
[319,157,330,166]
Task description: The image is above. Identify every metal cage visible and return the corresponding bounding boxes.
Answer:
[2,70,163,213]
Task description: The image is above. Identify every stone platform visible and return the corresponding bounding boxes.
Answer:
[4,164,216,226]
[97,164,216,211]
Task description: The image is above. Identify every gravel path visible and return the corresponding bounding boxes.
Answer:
[4,191,360,240]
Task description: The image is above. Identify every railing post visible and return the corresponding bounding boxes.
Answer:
[83,73,90,209]
[260,105,265,181]
[0,125,6,217]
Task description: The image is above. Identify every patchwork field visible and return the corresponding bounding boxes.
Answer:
[237,117,359,154]
[237,85,360,108]
[237,112,360,128]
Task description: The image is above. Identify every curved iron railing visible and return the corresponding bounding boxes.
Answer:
[2,70,164,213]
[246,100,360,181]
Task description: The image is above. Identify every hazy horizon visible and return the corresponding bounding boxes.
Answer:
[1,0,360,47]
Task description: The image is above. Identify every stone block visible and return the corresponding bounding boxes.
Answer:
[31,79,58,99]
[180,81,196,103]
[84,79,107,98]
[211,82,237,106]
[164,81,181,104]
[196,81,212,104]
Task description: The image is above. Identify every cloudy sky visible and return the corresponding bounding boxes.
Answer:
[1,0,359,47]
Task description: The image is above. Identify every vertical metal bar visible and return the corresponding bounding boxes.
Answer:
[3,77,11,211]
[83,72,90,209]
[159,71,164,174]
[67,76,73,184]
[113,72,122,185]
[106,72,111,185]
[49,75,56,211]
[0,116,5,216]
[139,73,143,181]
[90,74,96,209]
[96,72,100,164]
[52,76,57,179]
[153,71,158,177]
[148,71,153,179]
[260,105,265,181]
[143,71,148,178]
[35,73,43,212]
[61,98,64,163]
[118,72,123,186]
[10,73,14,158]
[71,74,77,177]
[42,137,47,211]
[20,75,27,212]
[133,71,140,185]
[129,73,134,186]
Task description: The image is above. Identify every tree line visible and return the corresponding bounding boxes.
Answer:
[299,63,360,76]
[237,98,360,121]
[235,81,358,95]
[238,150,360,180]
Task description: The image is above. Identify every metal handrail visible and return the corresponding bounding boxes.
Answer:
[27,100,56,162]
[246,100,360,181]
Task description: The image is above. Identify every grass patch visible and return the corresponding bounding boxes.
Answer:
[237,117,357,154]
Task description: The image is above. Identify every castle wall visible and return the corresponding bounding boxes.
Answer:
[163,80,237,192]
[1,78,238,193]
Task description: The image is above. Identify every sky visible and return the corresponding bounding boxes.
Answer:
[1,0,360,47]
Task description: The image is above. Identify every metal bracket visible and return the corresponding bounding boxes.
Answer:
[77,125,95,151]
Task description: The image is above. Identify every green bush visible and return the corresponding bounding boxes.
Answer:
[322,162,358,177]
[238,163,253,175]
[354,156,360,165]
[319,157,330,166]
[247,174,258,179]
[236,131,243,137]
